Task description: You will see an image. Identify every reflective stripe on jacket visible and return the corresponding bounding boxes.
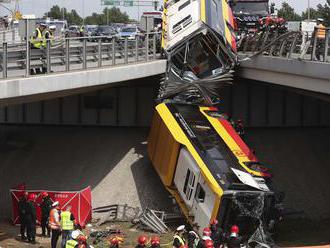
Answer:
[49,208,60,229]
[65,239,78,248]
[30,28,43,48]
[316,24,326,39]
[173,234,185,246]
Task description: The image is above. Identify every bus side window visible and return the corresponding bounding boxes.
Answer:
[183,169,195,200]
[195,183,205,203]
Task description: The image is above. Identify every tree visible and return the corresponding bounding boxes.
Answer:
[44,5,83,25]
[84,7,130,25]
[301,7,320,20]
[316,0,330,26]
[277,2,301,21]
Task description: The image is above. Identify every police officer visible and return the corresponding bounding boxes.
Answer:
[26,193,37,244]
[65,230,81,248]
[61,205,75,248]
[30,23,47,49]
[18,192,28,240]
[315,18,326,60]
[49,201,61,248]
[40,192,52,237]
[173,225,186,248]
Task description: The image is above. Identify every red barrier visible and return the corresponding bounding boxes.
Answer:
[11,186,92,227]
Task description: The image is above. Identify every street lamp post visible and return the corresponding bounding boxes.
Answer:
[82,0,85,26]
[307,0,310,21]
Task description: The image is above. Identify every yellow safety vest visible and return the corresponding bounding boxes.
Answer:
[43,31,53,47]
[30,28,43,48]
[66,239,78,248]
[60,211,74,230]
[173,234,185,246]
[316,24,326,39]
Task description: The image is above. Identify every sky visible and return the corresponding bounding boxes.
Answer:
[0,0,327,20]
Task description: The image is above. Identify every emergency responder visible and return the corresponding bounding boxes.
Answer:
[49,201,61,248]
[196,228,212,248]
[151,236,161,248]
[79,25,85,37]
[26,193,37,244]
[18,191,28,240]
[110,236,124,248]
[173,225,186,248]
[136,235,148,248]
[30,23,47,49]
[61,205,76,248]
[226,225,243,248]
[315,18,327,60]
[40,191,52,237]
[187,230,199,248]
[210,220,224,248]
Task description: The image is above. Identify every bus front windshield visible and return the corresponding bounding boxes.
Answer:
[233,2,269,15]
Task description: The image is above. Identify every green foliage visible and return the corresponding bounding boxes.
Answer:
[316,0,330,26]
[301,7,320,20]
[44,5,130,26]
[277,2,301,21]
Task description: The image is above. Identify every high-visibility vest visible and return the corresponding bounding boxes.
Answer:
[173,234,185,246]
[30,28,43,48]
[60,211,74,230]
[65,239,78,248]
[49,208,60,229]
[316,24,326,39]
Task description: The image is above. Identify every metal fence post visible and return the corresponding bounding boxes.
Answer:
[46,40,51,74]
[25,20,30,77]
[112,41,116,65]
[145,34,149,61]
[66,39,70,71]
[324,30,329,62]
[12,29,15,43]
[288,33,299,59]
[2,31,5,43]
[124,38,128,64]
[3,42,7,78]
[98,38,102,67]
[153,34,156,59]
[135,36,139,62]
[311,27,318,61]
[82,38,87,69]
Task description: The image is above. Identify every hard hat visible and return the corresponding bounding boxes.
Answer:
[317,18,324,22]
[40,23,47,27]
[203,227,211,237]
[111,237,120,245]
[49,25,56,30]
[27,193,36,201]
[176,225,185,232]
[71,230,81,240]
[138,235,147,245]
[230,225,239,234]
[41,192,48,198]
[204,239,214,248]
[151,236,160,245]
[52,201,59,207]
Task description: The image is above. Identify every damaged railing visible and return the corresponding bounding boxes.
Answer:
[0,31,161,79]
[238,27,330,63]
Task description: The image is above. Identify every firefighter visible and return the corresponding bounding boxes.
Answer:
[18,191,28,240]
[197,228,212,248]
[49,201,61,248]
[226,225,243,248]
[110,236,124,248]
[40,191,52,237]
[61,205,75,248]
[30,23,47,49]
[210,220,224,248]
[315,18,327,61]
[26,193,37,244]
[151,236,161,248]
[136,235,148,248]
[173,225,186,248]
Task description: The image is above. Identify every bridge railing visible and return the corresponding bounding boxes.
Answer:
[0,32,161,79]
[238,27,330,63]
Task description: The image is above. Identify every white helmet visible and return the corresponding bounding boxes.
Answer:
[317,18,324,22]
[71,230,81,239]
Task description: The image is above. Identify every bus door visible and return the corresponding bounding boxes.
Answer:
[191,176,216,235]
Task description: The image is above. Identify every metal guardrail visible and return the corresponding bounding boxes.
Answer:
[0,32,161,79]
[238,27,330,63]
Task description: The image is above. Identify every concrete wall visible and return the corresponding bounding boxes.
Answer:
[0,78,329,127]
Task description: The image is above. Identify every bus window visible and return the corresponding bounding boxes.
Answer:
[195,183,205,203]
[183,169,196,201]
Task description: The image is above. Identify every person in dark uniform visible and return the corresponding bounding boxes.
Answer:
[26,193,37,244]
[18,192,28,240]
[40,192,52,237]
[187,230,199,248]
[226,225,243,248]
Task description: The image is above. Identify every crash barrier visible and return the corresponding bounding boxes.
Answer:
[10,185,92,227]
[238,27,330,63]
[0,32,161,79]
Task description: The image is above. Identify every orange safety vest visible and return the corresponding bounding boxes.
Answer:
[49,208,60,230]
[316,24,326,39]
